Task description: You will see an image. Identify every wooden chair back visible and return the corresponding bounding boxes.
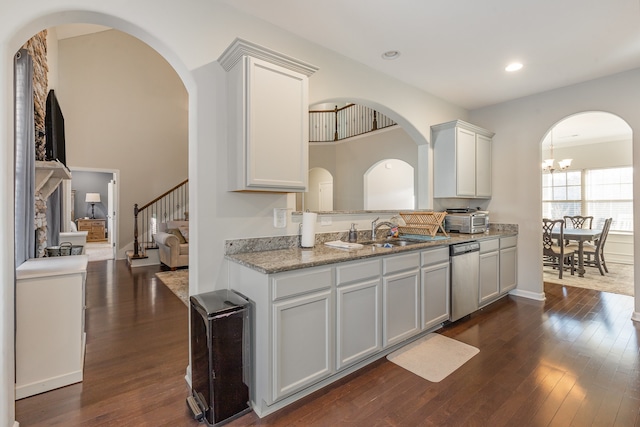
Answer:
[564,215,593,230]
[542,218,565,257]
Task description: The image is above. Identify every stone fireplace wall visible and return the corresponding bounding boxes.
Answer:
[23,31,50,256]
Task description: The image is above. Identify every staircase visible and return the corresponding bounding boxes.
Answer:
[127,179,189,267]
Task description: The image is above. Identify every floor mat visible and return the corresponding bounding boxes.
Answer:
[387,333,479,382]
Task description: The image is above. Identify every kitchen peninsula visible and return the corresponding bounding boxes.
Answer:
[226,225,517,417]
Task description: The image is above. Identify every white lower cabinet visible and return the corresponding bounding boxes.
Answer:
[228,236,516,418]
[479,238,500,306]
[500,236,518,293]
[336,259,382,370]
[382,253,421,347]
[420,247,450,329]
[272,289,333,401]
[270,267,333,402]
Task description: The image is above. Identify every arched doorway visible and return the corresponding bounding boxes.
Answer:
[306,167,334,211]
[364,158,414,210]
[5,12,195,423]
[306,100,429,211]
[541,111,633,294]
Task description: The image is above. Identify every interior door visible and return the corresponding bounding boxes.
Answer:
[319,181,333,211]
[107,179,117,258]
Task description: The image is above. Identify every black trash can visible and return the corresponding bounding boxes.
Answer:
[188,290,252,426]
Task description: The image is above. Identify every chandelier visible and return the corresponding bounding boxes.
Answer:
[542,130,572,173]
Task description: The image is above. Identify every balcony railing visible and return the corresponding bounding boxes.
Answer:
[309,104,397,142]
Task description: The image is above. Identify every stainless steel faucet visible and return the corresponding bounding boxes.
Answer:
[371,217,396,240]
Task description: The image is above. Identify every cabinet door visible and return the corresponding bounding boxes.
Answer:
[455,127,477,197]
[421,261,450,330]
[475,133,492,197]
[383,269,420,347]
[479,251,500,305]
[272,289,333,402]
[500,246,517,293]
[246,57,308,191]
[336,278,382,370]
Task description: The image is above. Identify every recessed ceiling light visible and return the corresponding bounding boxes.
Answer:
[505,62,523,72]
[382,50,400,60]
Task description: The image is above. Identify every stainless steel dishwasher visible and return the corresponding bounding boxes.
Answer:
[450,241,480,322]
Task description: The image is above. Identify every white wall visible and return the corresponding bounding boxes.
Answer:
[470,69,640,307]
[57,29,188,258]
[310,126,418,210]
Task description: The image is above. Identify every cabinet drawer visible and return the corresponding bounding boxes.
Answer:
[383,252,420,275]
[420,247,449,266]
[272,267,332,300]
[479,238,499,253]
[501,236,517,249]
[336,260,380,286]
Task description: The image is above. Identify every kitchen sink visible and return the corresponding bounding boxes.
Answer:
[361,238,423,248]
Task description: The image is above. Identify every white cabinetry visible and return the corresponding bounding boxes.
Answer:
[500,236,518,293]
[432,120,495,198]
[15,255,89,399]
[219,38,319,192]
[335,259,382,370]
[479,238,500,306]
[271,268,333,402]
[382,252,421,347]
[420,247,450,329]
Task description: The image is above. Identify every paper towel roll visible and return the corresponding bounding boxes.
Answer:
[301,212,317,248]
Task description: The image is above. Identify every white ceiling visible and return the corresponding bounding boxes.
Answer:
[220,0,640,110]
[50,2,638,146]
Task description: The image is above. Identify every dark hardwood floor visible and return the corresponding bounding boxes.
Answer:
[16,260,640,426]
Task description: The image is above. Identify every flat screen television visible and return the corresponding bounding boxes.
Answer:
[45,89,66,166]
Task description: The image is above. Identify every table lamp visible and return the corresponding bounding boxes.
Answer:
[85,193,101,219]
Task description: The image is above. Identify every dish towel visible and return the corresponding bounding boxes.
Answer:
[324,240,364,250]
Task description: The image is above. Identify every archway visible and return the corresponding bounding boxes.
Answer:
[5,12,195,423]
[364,159,414,210]
[307,99,429,211]
[540,111,633,293]
[306,167,334,211]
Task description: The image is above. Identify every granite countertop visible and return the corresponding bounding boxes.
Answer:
[226,230,517,274]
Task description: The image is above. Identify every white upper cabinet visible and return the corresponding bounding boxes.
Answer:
[432,120,495,198]
[219,39,318,192]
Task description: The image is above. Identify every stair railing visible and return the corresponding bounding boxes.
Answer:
[133,179,189,257]
[309,103,397,143]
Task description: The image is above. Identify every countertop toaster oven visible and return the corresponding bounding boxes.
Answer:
[444,209,489,234]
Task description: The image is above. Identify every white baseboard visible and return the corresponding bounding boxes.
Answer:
[509,288,546,301]
[15,370,82,400]
[632,311,640,323]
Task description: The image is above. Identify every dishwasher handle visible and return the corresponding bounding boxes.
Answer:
[450,242,480,256]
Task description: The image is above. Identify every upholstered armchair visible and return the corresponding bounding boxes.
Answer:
[154,220,189,270]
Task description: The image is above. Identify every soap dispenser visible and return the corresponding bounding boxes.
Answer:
[348,223,358,243]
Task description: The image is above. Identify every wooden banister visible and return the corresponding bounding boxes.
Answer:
[132,179,189,259]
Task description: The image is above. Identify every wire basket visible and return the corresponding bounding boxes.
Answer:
[398,212,448,237]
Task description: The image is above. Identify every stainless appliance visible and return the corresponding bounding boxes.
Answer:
[450,241,480,322]
[444,208,489,234]
[188,290,252,426]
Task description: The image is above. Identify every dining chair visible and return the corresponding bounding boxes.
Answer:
[542,218,576,279]
[563,215,594,245]
[582,217,612,275]
[564,215,593,229]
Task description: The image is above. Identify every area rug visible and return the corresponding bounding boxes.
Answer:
[155,269,189,306]
[85,242,114,262]
[543,262,634,297]
[387,333,479,382]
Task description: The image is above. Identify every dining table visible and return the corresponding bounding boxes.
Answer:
[551,228,602,277]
